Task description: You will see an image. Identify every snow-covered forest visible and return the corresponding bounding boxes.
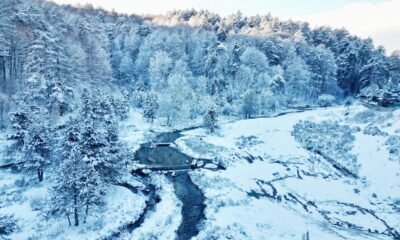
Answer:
[0,0,400,239]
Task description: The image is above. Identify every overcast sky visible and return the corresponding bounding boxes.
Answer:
[52,0,400,53]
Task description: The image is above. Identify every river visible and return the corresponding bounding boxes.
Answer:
[133,130,205,240]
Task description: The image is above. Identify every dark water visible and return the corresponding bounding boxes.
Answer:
[134,131,205,240]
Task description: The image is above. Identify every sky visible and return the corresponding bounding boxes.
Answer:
[52,0,400,53]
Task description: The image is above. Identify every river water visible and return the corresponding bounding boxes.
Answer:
[133,131,205,240]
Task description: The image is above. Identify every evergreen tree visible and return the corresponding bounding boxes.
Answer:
[203,104,219,133]
[49,123,105,226]
[143,91,159,122]
[23,116,51,182]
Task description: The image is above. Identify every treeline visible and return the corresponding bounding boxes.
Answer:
[1,1,399,127]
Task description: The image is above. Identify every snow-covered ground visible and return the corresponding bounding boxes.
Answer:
[0,168,147,239]
[175,104,400,240]
[0,132,148,240]
[2,104,400,239]
[125,174,182,240]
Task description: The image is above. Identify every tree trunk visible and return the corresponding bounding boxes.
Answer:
[66,213,71,227]
[74,206,79,226]
[37,168,44,182]
[84,203,89,224]
[74,193,79,226]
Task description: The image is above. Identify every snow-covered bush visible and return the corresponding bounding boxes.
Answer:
[353,110,376,124]
[363,125,388,137]
[195,223,251,240]
[317,94,336,107]
[292,120,359,174]
[0,214,19,236]
[385,135,400,161]
[235,135,264,149]
[14,177,29,188]
[29,195,47,211]
[0,186,23,208]
[178,137,226,159]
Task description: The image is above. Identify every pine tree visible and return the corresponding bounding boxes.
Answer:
[23,117,51,182]
[143,91,159,122]
[78,90,126,182]
[203,105,219,133]
[49,121,105,226]
[110,92,130,120]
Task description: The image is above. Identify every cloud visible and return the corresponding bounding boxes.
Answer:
[298,0,400,53]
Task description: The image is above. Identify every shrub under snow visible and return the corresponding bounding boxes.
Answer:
[385,135,400,161]
[363,125,388,137]
[317,94,336,107]
[0,214,19,236]
[292,120,359,174]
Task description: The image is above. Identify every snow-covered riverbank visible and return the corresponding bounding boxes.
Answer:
[175,105,400,240]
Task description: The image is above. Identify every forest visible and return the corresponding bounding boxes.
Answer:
[1,0,400,239]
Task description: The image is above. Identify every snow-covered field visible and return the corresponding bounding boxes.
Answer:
[176,104,400,240]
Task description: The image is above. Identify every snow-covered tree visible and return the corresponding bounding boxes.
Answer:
[23,117,51,182]
[158,73,192,126]
[143,91,159,122]
[0,93,8,129]
[148,51,173,90]
[203,104,219,133]
[111,92,130,120]
[360,47,389,89]
[241,90,258,119]
[49,123,105,226]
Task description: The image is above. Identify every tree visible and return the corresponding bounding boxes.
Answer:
[260,90,278,113]
[110,93,130,120]
[359,47,389,90]
[241,90,258,119]
[158,73,192,126]
[78,90,126,182]
[46,80,74,116]
[0,93,8,128]
[148,51,173,90]
[203,105,219,134]
[299,44,339,99]
[388,52,400,85]
[283,49,312,101]
[143,91,159,122]
[270,75,286,96]
[23,117,51,182]
[240,47,268,72]
[49,123,105,226]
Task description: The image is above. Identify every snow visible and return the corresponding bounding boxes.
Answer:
[1,104,399,239]
[177,105,400,239]
[127,174,182,240]
[0,145,147,240]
